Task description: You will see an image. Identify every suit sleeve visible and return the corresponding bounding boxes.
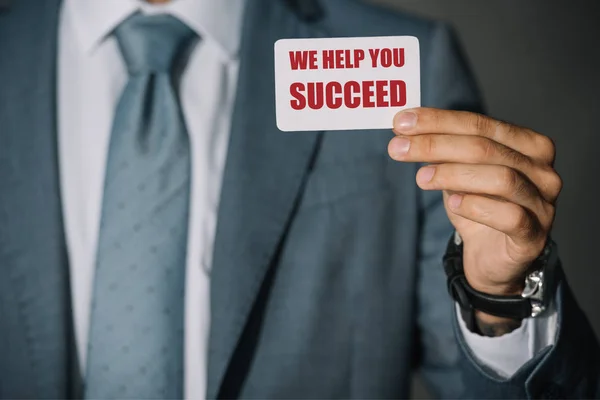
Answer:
[414,22,600,399]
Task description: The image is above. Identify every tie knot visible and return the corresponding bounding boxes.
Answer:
[114,13,196,74]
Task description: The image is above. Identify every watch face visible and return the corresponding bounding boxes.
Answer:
[526,239,558,317]
[523,270,545,317]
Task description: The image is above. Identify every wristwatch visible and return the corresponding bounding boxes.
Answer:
[443,231,557,322]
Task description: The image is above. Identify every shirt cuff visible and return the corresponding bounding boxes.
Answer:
[456,303,558,379]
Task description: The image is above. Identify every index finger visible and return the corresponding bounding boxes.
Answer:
[392,108,555,165]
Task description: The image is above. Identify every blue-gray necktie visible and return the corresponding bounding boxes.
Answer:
[85,14,196,399]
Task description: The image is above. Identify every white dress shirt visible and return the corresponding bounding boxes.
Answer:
[57,0,555,398]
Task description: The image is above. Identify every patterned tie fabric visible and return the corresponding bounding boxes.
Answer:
[85,14,196,399]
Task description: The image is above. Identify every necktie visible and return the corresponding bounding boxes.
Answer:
[85,14,196,399]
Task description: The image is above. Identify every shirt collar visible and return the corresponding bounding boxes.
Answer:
[65,0,247,60]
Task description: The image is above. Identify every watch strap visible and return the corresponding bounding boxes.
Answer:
[448,274,533,319]
[443,234,535,320]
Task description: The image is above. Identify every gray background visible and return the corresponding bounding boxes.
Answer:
[365,0,600,396]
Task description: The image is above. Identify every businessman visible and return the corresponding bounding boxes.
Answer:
[0,0,598,398]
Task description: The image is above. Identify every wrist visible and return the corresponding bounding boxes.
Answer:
[475,308,521,326]
[473,310,523,337]
[462,249,529,296]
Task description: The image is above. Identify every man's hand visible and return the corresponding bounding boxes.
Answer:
[388,108,562,334]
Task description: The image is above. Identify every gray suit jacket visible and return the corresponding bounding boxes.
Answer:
[1,0,598,398]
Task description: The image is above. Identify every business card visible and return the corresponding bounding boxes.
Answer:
[274,36,420,132]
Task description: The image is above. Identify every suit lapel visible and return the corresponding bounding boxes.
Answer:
[0,0,73,397]
[206,0,326,397]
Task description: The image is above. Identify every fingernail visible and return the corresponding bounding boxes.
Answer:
[394,111,418,131]
[448,194,463,210]
[417,166,436,184]
[390,137,411,158]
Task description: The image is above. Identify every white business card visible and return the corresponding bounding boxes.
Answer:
[274,36,421,132]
